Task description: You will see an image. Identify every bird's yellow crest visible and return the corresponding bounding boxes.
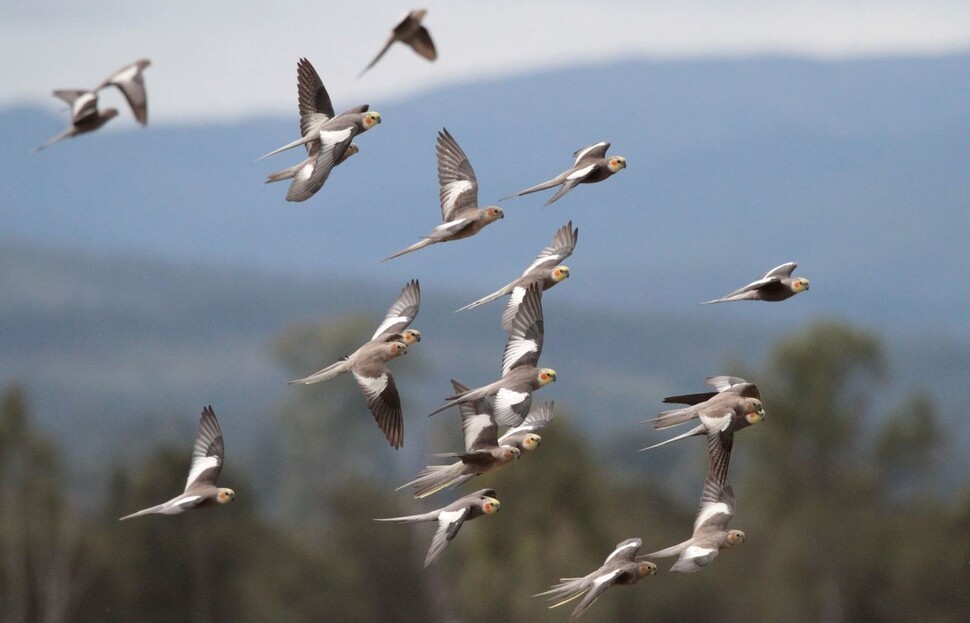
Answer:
[538,369,557,385]
[482,497,501,514]
[522,434,542,451]
[552,266,570,282]
[607,156,627,172]
[217,488,235,504]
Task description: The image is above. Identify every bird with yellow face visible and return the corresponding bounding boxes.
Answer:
[374,489,500,567]
[383,128,504,261]
[457,221,578,330]
[537,537,657,619]
[289,280,421,449]
[429,285,556,426]
[502,140,627,205]
[702,261,810,304]
[120,406,235,521]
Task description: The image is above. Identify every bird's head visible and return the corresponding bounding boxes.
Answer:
[344,143,360,159]
[725,530,746,547]
[103,108,120,120]
[389,341,408,357]
[481,496,501,514]
[538,368,557,385]
[792,278,810,293]
[744,399,766,425]
[484,206,504,221]
[607,156,627,172]
[362,111,382,130]
[500,447,520,462]
[637,561,658,578]
[410,8,428,21]
[136,59,152,70]
[401,329,422,345]
[552,265,570,282]
[521,433,542,451]
[217,488,235,504]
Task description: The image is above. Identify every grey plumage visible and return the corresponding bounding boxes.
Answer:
[96,58,151,126]
[120,406,235,520]
[374,489,500,567]
[457,221,577,330]
[383,127,503,261]
[536,537,656,619]
[31,90,118,153]
[503,141,626,205]
[359,9,437,77]
[702,262,810,304]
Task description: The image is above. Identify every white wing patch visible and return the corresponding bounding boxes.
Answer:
[694,502,731,531]
[566,164,596,181]
[494,388,529,426]
[185,456,219,490]
[163,495,203,514]
[503,339,538,377]
[441,180,474,214]
[354,372,388,399]
[682,544,717,563]
[319,126,354,144]
[699,411,732,432]
[604,540,640,564]
[501,287,527,330]
[591,569,622,589]
[372,315,409,340]
[573,141,608,164]
[439,509,465,528]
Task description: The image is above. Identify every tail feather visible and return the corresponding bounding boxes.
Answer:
[30,129,71,154]
[639,424,705,451]
[288,360,348,385]
[265,159,309,184]
[396,463,468,498]
[119,503,166,521]
[535,576,591,608]
[455,283,512,313]
[372,510,438,524]
[501,175,563,201]
[643,538,692,559]
[255,134,313,162]
[649,406,696,430]
[382,238,435,262]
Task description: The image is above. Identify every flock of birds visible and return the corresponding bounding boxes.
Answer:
[35,9,812,618]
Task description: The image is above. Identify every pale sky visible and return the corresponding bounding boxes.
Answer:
[3,0,969,122]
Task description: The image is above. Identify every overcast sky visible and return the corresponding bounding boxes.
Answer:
[3,1,969,123]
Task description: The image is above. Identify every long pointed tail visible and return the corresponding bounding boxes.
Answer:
[396,463,470,498]
[648,405,697,430]
[639,423,706,451]
[455,283,512,313]
[255,134,314,162]
[381,238,435,262]
[535,576,591,609]
[372,510,438,524]
[288,360,348,385]
[501,175,563,201]
[119,503,166,521]
[30,129,70,154]
[643,538,692,559]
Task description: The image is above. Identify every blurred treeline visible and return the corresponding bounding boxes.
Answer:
[1,320,969,622]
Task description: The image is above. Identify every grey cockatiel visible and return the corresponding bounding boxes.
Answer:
[96,58,151,126]
[288,280,420,448]
[536,537,657,619]
[31,90,118,153]
[383,127,504,261]
[359,9,437,77]
[428,284,556,424]
[497,400,554,452]
[503,141,626,205]
[120,406,235,520]
[702,262,809,304]
[264,58,361,201]
[398,380,521,498]
[642,376,765,450]
[374,488,500,567]
[457,221,577,330]
[641,425,746,572]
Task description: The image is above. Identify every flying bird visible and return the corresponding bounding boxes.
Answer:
[31,90,118,153]
[428,284,555,425]
[398,380,521,498]
[497,400,554,452]
[536,537,657,619]
[264,58,362,201]
[503,141,626,205]
[457,221,577,330]
[642,377,765,450]
[383,128,504,261]
[120,406,235,520]
[96,58,151,126]
[702,262,809,304]
[359,9,437,77]
[288,280,421,448]
[641,424,746,572]
[374,488,500,567]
